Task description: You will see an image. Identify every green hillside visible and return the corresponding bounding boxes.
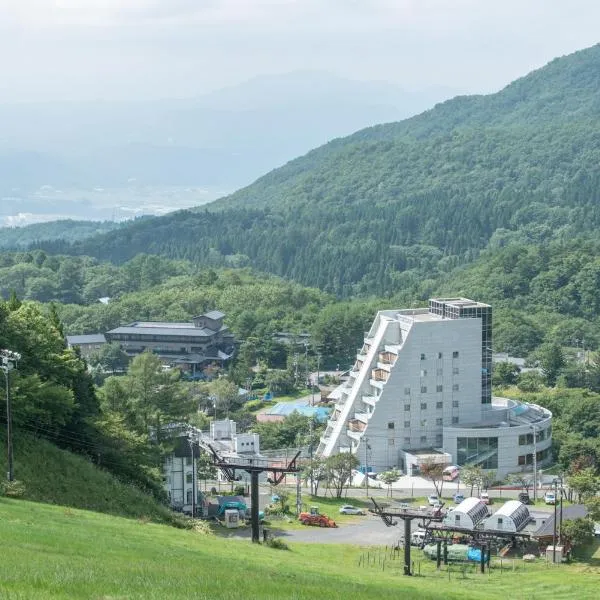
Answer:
[39,43,600,298]
[0,428,176,524]
[1,498,598,599]
[0,219,122,249]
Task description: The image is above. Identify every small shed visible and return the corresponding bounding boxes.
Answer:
[483,500,530,533]
[443,497,488,530]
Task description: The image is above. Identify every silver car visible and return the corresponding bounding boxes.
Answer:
[339,504,366,515]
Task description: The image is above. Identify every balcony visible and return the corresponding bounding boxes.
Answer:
[354,412,369,424]
[356,353,367,362]
[371,368,389,382]
[362,395,378,407]
[348,419,366,433]
[376,361,392,372]
[378,351,397,365]
[370,379,385,390]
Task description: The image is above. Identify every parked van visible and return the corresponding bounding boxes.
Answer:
[443,465,460,481]
[410,530,427,546]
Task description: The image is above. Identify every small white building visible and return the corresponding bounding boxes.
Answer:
[163,421,261,514]
[483,500,530,533]
[443,497,488,530]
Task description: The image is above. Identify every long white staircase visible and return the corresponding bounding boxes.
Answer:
[319,316,391,456]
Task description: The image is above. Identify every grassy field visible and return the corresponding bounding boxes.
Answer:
[0,429,175,524]
[1,498,599,599]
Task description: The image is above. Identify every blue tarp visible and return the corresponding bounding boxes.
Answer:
[467,547,482,562]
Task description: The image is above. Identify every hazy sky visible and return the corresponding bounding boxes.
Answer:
[1,0,599,102]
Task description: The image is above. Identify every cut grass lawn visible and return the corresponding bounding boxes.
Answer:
[1,498,599,599]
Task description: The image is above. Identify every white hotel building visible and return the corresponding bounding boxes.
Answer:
[317,298,552,478]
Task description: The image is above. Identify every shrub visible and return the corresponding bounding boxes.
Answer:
[1,479,26,498]
[265,536,289,550]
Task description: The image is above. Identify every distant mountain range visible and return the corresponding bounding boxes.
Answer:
[31,43,600,304]
[0,72,454,194]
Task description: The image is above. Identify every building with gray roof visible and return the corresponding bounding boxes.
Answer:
[105,311,234,373]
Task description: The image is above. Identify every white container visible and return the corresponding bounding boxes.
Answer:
[224,509,240,529]
[546,545,564,563]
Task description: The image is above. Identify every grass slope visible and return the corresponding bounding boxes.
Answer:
[0,499,599,599]
[0,429,174,524]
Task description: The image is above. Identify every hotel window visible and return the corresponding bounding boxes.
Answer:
[421,386,427,393]
[404,421,411,428]
[420,436,427,444]
[452,384,460,391]
[420,369,427,377]
[453,351,459,358]
[436,385,443,392]
[436,401,443,409]
[436,434,443,446]
[438,352,443,359]
[420,402,427,410]
[453,367,459,375]
[185,457,192,466]
[452,417,459,424]
[404,387,411,395]
[388,422,395,429]
[388,439,395,446]
[404,437,411,445]
[420,353,426,360]
[436,418,443,426]
[420,419,427,427]
[404,404,411,412]
[186,473,193,484]
[452,400,459,408]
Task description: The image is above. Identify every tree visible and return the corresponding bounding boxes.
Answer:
[539,343,566,387]
[508,472,534,494]
[89,342,130,373]
[325,453,359,498]
[492,361,520,387]
[517,371,544,392]
[209,377,240,418]
[380,469,402,498]
[567,468,600,502]
[302,457,327,496]
[196,451,217,486]
[561,518,594,554]
[461,465,485,496]
[420,459,445,498]
[584,496,600,523]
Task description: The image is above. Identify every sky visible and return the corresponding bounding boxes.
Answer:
[0,0,599,102]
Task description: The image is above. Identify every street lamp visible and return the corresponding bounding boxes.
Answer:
[1,349,21,482]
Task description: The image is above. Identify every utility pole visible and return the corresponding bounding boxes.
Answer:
[188,436,197,518]
[1,349,21,483]
[365,437,369,497]
[552,478,558,563]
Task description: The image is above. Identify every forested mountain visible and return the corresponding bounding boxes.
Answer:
[37,43,600,299]
[0,220,122,249]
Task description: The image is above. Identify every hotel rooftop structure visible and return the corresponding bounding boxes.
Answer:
[317,298,552,478]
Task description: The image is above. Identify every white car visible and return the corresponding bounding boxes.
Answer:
[544,492,556,505]
[339,505,365,515]
[427,494,441,506]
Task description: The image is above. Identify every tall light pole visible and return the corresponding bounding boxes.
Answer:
[1,349,21,482]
